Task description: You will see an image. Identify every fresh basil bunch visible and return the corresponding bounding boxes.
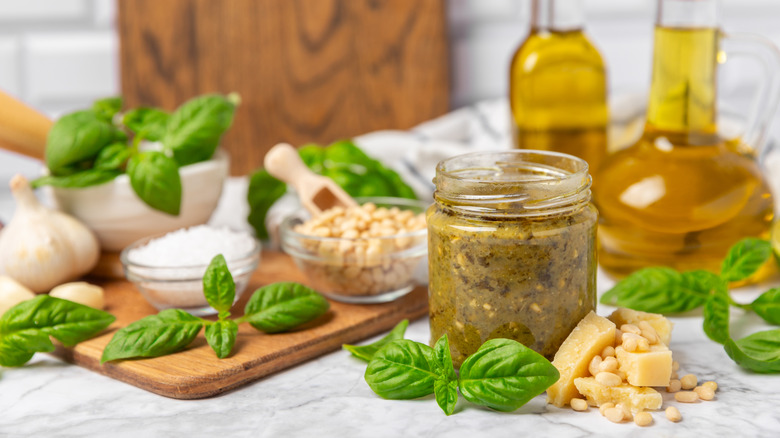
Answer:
[34,94,239,216]
[0,295,115,367]
[247,140,418,239]
[344,321,560,416]
[601,237,780,373]
[101,254,329,362]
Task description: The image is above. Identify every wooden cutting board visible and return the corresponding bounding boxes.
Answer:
[51,251,429,400]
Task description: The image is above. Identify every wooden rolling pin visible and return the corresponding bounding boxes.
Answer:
[0,90,51,160]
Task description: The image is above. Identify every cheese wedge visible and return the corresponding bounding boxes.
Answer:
[608,308,673,345]
[547,311,616,407]
[574,377,663,413]
[616,345,672,387]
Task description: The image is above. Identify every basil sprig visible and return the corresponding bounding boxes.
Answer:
[102,255,329,362]
[357,333,558,416]
[343,319,409,362]
[0,295,115,367]
[602,237,780,373]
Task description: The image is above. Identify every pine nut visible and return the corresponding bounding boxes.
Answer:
[589,355,603,376]
[675,391,700,403]
[601,345,616,358]
[615,329,623,344]
[666,406,682,422]
[640,328,658,345]
[570,398,589,411]
[605,407,625,423]
[634,411,653,427]
[616,403,633,421]
[621,324,641,335]
[596,371,622,387]
[703,381,718,392]
[694,385,715,401]
[598,356,619,373]
[623,337,638,352]
[637,337,650,351]
[680,374,697,390]
[667,379,682,393]
[599,402,615,416]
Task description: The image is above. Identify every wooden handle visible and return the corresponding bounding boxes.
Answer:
[0,91,51,160]
[264,143,318,188]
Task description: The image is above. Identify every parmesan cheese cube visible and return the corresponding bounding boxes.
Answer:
[547,311,616,407]
[608,308,673,345]
[574,377,663,413]
[616,345,672,387]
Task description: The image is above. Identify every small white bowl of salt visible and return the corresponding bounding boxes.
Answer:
[120,225,260,316]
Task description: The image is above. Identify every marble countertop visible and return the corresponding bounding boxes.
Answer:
[2,266,779,438]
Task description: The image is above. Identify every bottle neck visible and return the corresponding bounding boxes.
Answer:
[531,0,584,32]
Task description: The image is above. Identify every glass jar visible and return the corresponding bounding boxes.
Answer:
[427,150,597,366]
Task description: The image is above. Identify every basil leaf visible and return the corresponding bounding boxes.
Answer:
[458,338,560,412]
[0,336,40,367]
[163,94,236,166]
[721,238,772,282]
[123,107,170,141]
[101,309,203,362]
[751,288,780,325]
[703,279,730,344]
[432,334,458,416]
[600,267,711,314]
[94,142,132,170]
[31,168,121,189]
[127,151,182,216]
[724,329,780,373]
[204,319,238,359]
[243,282,329,334]
[343,319,409,362]
[92,96,123,121]
[46,110,124,174]
[364,339,437,399]
[203,254,235,313]
[246,168,287,240]
[0,295,115,347]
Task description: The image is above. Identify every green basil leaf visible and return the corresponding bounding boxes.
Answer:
[127,151,182,215]
[724,329,780,373]
[0,336,40,367]
[203,254,235,313]
[703,279,730,344]
[364,339,437,399]
[751,288,780,325]
[246,168,287,240]
[459,338,560,412]
[0,295,115,347]
[31,168,121,189]
[343,319,409,362]
[94,142,132,170]
[721,238,773,282]
[162,94,236,166]
[204,319,238,359]
[432,334,458,416]
[600,267,711,314]
[123,107,170,141]
[243,282,329,333]
[101,309,203,363]
[46,110,124,174]
[92,96,123,121]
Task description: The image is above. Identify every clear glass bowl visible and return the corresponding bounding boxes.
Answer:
[120,232,261,316]
[280,197,429,304]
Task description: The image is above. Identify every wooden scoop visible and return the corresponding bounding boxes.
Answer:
[264,142,358,215]
[0,90,52,160]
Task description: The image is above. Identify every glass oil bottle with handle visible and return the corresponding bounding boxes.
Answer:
[594,0,780,277]
[509,0,609,172]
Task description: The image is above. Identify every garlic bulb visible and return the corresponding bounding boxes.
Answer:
[0,175,100,293]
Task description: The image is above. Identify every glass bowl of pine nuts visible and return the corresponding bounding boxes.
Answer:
[280,197,429,303]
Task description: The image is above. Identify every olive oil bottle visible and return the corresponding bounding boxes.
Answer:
[509,0,608,172]
[594,0,779,277]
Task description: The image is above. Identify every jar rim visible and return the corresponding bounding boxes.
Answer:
[433,150,591,217]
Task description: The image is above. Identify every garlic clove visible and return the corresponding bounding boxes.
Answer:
[49,281,105,310]
[0,275,36,315]
[0,175,100,293]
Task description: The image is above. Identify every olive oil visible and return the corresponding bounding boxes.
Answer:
[594,27,775,276]
[510,18,609,172]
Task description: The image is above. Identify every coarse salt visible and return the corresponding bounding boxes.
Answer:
[128,225,256,267]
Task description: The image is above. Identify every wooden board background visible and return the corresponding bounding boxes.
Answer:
[52,251,429,399]
[117,0,450,175]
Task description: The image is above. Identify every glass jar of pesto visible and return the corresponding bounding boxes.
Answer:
[428,150,597,366]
